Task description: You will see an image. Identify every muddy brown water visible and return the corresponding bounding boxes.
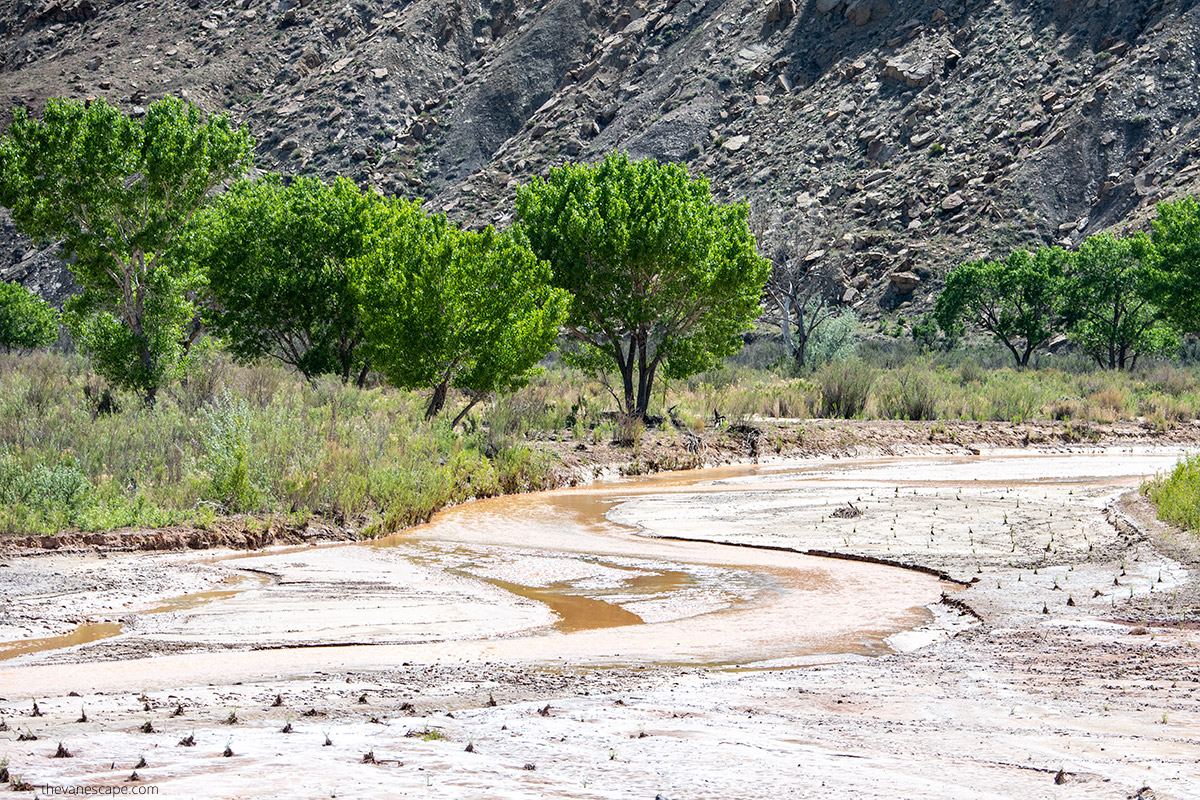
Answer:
[0,573,270,662]
[6,456,1100,670]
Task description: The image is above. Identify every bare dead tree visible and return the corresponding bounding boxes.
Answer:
[751,203,845,372]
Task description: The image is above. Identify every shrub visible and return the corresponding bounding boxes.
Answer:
[0,282,59,352]
[988,379,1040,422]
[875,365,939,420]
[806,311,859,369]
[197,394,261,513]
[816,360,875,418]
[1083,387,1132,423]
[1143,455,1200,533]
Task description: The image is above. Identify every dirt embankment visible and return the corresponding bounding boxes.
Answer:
[7,418,1199,556]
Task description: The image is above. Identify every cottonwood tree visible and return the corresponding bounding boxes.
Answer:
[516,152,770,419]
[1146,194,1200,332]
[352,201,570,425]
[0,281,59,352]
[935,246,1067,367]
[1062,232,1176,370]
[0,96,252,404]
[186,174,381,385]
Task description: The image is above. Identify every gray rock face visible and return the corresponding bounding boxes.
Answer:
[0,0,1198,319]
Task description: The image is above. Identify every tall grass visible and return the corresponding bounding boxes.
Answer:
[7,340,1200,536]
[0,353,556,536]
[1142,455,1200,534]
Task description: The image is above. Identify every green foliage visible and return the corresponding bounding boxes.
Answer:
[911,312,957,352]
[935,246,1067,367]
[0,353,557,536]
[516,151,770,418]
[875,363,938,420]
[804,309,858,369]
[1147,195,1200,333]
[198,394,260,513]
[816,359,875,418]
[352,201,570,422]
[186,174,381,384]
[1061,232,1177,370]
[0,282,58,351]
[0,450,90,518]
[1143,454,1200,534]
[0,96,253,403]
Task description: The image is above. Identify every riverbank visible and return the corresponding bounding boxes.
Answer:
[6,417,1200,556]
[0,447,1196,799]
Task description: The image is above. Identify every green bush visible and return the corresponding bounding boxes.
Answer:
[806,311,859,369]
[988,379,1041,422]
[0,282,58,352]
[816,359,875,418]
[198,394,261,513]
[0,354,558,536]
[1143,455,1200,533]
[875,365,939,420]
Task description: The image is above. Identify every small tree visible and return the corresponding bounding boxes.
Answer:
[935,246,1067,367]
[516,152,770,419]
[0,281,58,352]
[0,96,252,404]
[1146,195,1200,332]
[352,201,570,425]
[1062,232,1177,370]
[186,174,381,385]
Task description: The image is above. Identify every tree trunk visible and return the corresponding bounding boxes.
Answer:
[617,347,637,419]
[452,394,483,429]
[425,381,448,420]
[355,362,370,388]
[138,341,157,407]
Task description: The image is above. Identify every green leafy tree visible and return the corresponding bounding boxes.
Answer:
[0,281,58,352]
[1146,195,1200,332]
[935,246,1067,367]
[352,201,570,425]
[515,152,770,419]
[186,174,382,385]
[1062,232,1177,370]
[0,96,252,404]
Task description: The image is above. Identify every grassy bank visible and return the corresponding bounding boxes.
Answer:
[1142,456,1200,534]
[0,353,555,537]
[5,348,1200,538]
[508,351,1200,432]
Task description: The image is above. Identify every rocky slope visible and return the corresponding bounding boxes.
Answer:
[2,0,1199,316]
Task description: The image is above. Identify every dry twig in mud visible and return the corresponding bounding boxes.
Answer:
[831,503,862,519]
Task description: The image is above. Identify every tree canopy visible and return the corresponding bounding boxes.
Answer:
[186,174,382,385]
[0,281,59,352]
[515,152,770,419]
[352,201,570,424]
[0,95,252,403]
[1061,232,1176,370]
[1146,194,1200,333]
[935,246,1067,367]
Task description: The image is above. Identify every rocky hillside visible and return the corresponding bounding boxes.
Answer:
[2,0,1199,317]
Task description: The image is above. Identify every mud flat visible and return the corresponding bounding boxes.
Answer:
[0,448,1197,799]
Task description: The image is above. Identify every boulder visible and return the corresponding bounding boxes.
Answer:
[882,53,934,88]
[889,271,921,292]
[723,134,750,152]
[845,0,888,25]
[940,191,966,212]
[766,0,797,24]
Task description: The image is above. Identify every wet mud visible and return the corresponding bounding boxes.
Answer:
[0,446,1197,799]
